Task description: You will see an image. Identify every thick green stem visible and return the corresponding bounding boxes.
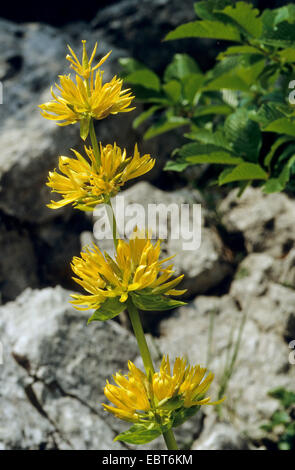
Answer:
[126,298,179,450]
[163,428,179,450]
[106,199,118,249]
[126,298,155,375]
[89,119,101,165]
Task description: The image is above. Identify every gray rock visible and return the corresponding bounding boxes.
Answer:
[0,286,141,449]
[192,421,250,450]
[219,188,295,258]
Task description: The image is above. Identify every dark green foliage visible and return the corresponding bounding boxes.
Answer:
[120,1,295,193]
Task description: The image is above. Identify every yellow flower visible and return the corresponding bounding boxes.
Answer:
[66,40,111,79]
[102,356,224,424]
[47,143,155,210]
[39,72,135,127]
[71,230,186,311]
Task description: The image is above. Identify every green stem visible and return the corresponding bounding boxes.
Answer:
[126,298,179,450]
[126,298,155,375]
[163,428,179,450]
[89,119,101,165]
[106,199,118,249]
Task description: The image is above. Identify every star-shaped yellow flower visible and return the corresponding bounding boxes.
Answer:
[102,356,224,424]
[47,143,155,210]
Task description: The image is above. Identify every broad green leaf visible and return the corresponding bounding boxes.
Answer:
[133,105,162,129]
[224,109,262,162]
[185,129,231,149]
[218,2,263,38]
[204,73,250,92]
[163,80,182,103]
[278,48,295,63]
[250,103,287,128]
[164,54,201,82]
[182,74,205,103]
[164,160,190,172]
[179,143,242,165]
[125,69,161,91]
[125,84,168,104]
[263,178,285,193]
[261,6,295,31]
[217,45,264,59]
[194,0,233,20]
[87,298,125,323]
[219,163,268,185]
[115,424,162,445]
[265,118,295,137]
[144,116,189,140]
[165,20,241,42]
[130,292,186,311]
[119,57,148,75]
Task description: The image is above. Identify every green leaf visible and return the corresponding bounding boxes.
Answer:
[204,73,250,92]
[217,45,264,59]
[119,57,148,75]
[179,143,242,165]
[182,74,205,103]
[224,109,262,162]
[133,105,162,129]
[261,21,295,48]
[164,54,201,82]
[278,48,295,63]
[165,20,241,42]
[158,396,184,411]
[144,115,189,140]
[163,80,182,103]
[115,424,162,445]
[218,2,263,38]
[185,129,231,150]
[130,292,186,311]
[173,405,201,427]
[264,154,295,193]
[164,160,190,172]
[263,178,284,194]
[194,0,233,21]
[80,116,90,141]
[265,118,295,137]
[125,69,161,91]
[250,103,287,129]
[264,136,294,168]
[87,298,125,323]
[261,5,295,31]
[219,163,268,185]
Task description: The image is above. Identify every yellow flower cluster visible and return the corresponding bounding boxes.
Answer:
[103,356,224,424]
[71,231,186,310]
[47,143,155,210]
[39,41,134,129]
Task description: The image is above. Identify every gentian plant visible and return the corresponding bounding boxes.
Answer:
[40,41,223,449]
